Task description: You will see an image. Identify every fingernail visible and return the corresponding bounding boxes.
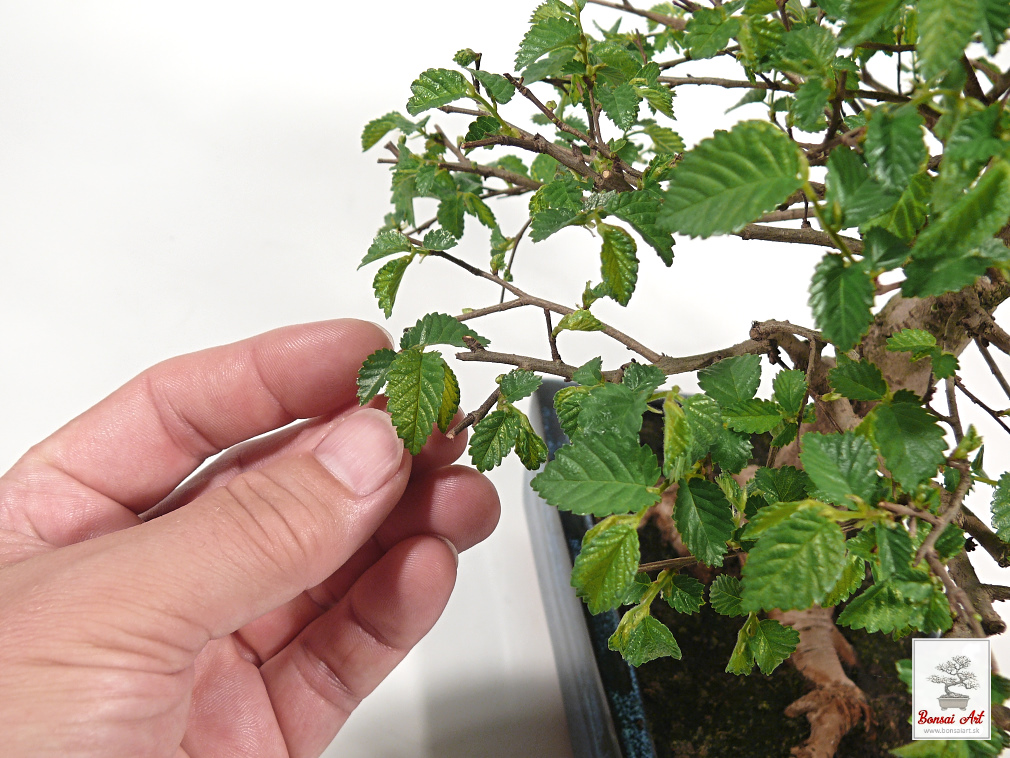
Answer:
[435,535,459,567]
[315,409,404,496]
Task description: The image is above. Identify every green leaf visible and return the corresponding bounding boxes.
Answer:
[357,348,397,404]
[685,7,741,59]
[773,369,808,416]
[861,172,932,242]
[496,369,541,406]
[750,618,800,674]
[438,360,460,433]
[864,106,926,193]
[839,0,903,46]
[623,364,665,399]
[464,115,502,143]
[836,575,934,633]
[386,349,446,454]
[828,359,888,401]
[609,611,682,666]
[530,208,581,242]
[791,79,830,133]
[872,400,947,489]
[360,230,413,268]
[892,740,971,758]
[553,309,605,337]
[531,435,662,516]
[436,194,465,238]
[515,425,549,471]
[711,427,753,474]
[571,520,641,614]
[597,82,641,131]
[361,111,415,151]
[640,87,675,119]
[469,409,521,472]
[823,552,866,606]
[824,147,900,229]
[886,329,936,357]
[599,223,639,306]
[453,48,481,67]
[742,501,807,540]
[664,574,706,614]
[778,24,838,78]
[710,574,746,617]
[683,394,723,461]
[697,354,762,406]
[742,508,847,611]
[801,432,879,507]
[902,240,1010,299]
[470,69,515,104]
[421,228,458,251]
[918,0,980,78]
[577,382,647,439]
[663,394,694,479]
[752,466,811,504]
[573,357,604,386]
[641,122,685,157]
[554,384,590,438]
[723,399,783,434]
[373,255,413,318]
[862,227,909,273]
[659,121,806,239]
[612,188,675,265]
[406,68,470,116]
[808,254,874,352]
[401,312,489,350]
[979,0,1010,53]
[991,471,1010,543]
[515,16,582,72]
[674,479,735,567]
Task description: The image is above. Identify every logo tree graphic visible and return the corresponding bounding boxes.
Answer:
[928,655,980,699]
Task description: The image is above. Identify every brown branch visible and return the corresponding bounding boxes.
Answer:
[438,104,485,117]
[876,501,942,526]
[946,377,964,443]
[916,460,971,564]
[925,551,986,637]
[657,75,911,104]
[446,388,500,439]
[436,124,470,166]
[504,73,597,147]
[438,160,543,191]
[639,555,707,572]
[976,337,1010,402]
[984,584,1010,603]
[947,551,1006,636]
[545,309,562,363]
[954,377,1010,437]
[584,0,689,30]
[756,208,812,223]
[734,224,864,253]
[857,42,917,52]
[500,218,533,303]
[456,298,527,322]
[957,508,1010,568]
[961,55,988,103]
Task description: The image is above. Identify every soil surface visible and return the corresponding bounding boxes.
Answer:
[635,521,914,758]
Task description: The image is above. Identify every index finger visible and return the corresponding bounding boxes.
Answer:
[13,319,390,513]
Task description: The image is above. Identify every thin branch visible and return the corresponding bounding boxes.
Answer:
[946,377,964,443]
[962,55,988,103]
[456,298,527,322]
[639,556,703,572]
[734,224,864,253]
[584,0,689,29]
[438,104,485,118]
[545,309,562,362]
[500,218,533,303]
[877,501,941,525]
[916,460,971,563]
[925,551,986,637]
[983,584,1010,603]
[857,42,917,52]
[436,124,470,166]
[957,508,1010,568]
[756,208,813,223]
[504,73,596,148]
[975,337,1010,402]
[446,388,500,439]
[954,377,1010,437]
[438,160,542,191]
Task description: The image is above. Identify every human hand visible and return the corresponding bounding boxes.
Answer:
[0,320,500,758]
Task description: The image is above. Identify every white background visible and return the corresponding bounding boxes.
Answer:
[0,2,1007,755]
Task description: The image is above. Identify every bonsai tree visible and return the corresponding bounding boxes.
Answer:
[355,0,1010,755]
[928,654,980,700]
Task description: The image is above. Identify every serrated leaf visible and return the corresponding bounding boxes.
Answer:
[464,114,502,143]
[401,312,489,350]
[824,147,901,229]
[861,172,931,242]
[659,121,806,238]
[573,357,604,386]
[530,207,581,241]
[918,0,980,79]
[554,384,590,438]
[710,574,746,617]
[742,508,846,611]
[742,500,806,540]
[791,79,830,133]
[572,520,641,614]
[828,359,888,401]
[406,68,470,116]
[823,553,866,606]
[640,87,675,119]
[577,382,647,439]
[886,328,936,355]
[750,618,800,674]
[683,394,722,461]
[864,106,926,193]
[386,349,446,454]
[809,254,873,352]
[979,0,1010,54]
[839,0,903,46]
[723,399,784,434]
[599,223,639,306]
[875,522,916,581]
[642,122,685,156]
[801,432,879,507]
[992,471,1010,543]
[531,435,662,516]
[931,353,959,379]
[499,369,542,404]
[674,479,735,567]
[872,400,947,489]
[623,364,665,399]
[515,416,549,470]
[752,466,811,504]
[711,427,753,474]
[698,354,762,406]
[462,192,497,229]
[663,573,705,614]
[609,612,682,666]
[612,188,675,265]
[515,16,582,72]
[836,575,933,633]
[469,409,521,472]
[726,623,756,675]
[663,394,694,479]
[361,111,414,151]
[771,369,807,417]
[421,228,459,251]
[597,82,641,131]
[438,360,460,433]
[862,227,909,273]
[685,7,741,59]
[470,69,515,104]
[553,309,605,337]
[360,230,413,268]
[373,255,413,318]
[357,348,397,404]
[778,24,838,78]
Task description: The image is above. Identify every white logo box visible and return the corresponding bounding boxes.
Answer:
[912,637,991,741]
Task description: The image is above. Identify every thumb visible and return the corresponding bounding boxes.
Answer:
[90,408,410,646]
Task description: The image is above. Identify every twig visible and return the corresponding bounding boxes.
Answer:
[734,224,864,253]
[877,501,942,526]
[456,298,527,323]
[975,337,1010,402]
[925,550,986,637]
[446,388,500,439]
[584,0,689,30]
[500,218,533,303]
[954,377,1010,437]
[946,377,964,443]
[916,460,971,563]
[983,584,1010,603]
[545,309,562,362]
[436,124,471,166]
[639,556,701,572]
[957,508,1010,568]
